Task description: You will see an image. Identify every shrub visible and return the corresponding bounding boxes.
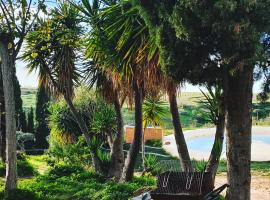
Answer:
[3,189,40,200]
[145,139,162,148]
[93,182,137,200]
[17,159,36,177]
[47,165,85,179]
[46,136,92,168]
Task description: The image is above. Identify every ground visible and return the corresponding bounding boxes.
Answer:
[216,174,270,200]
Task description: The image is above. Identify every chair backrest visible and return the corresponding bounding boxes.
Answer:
[155,171,214,195]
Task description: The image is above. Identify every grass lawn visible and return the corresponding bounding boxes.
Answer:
[26,155,50,175]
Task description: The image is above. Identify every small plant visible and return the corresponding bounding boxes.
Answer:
[193,159,207,171]
[142,154,162,176]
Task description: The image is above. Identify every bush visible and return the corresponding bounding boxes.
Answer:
[3,189,41,200]
[93,182,138,200]
[145,140,162,148]
[46,136,92,168]
[11,166,155,200]
[47,165,85,179]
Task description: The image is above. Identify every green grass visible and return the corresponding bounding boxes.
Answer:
[215,160,270,176]
[26,155,50,175]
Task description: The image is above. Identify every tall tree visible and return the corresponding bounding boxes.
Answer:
[18,110,27,132]
[23,3,104,173]
[14,76,24,130]
[0,65,6,162]
[0,65,24,161]
[35,85,50,149]
[79,0,126,180]
[0,0,45,192]
[27,107,34,133]
[135,1,270,199]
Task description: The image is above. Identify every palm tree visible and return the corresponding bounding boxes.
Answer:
[83,61,125,180]
[82,0,192,180]
[78,0,126,180]
[23,3,104,173]
[165,81,193,171]
[96,2,152,181]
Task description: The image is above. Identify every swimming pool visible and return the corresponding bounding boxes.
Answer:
[186,135,270,152]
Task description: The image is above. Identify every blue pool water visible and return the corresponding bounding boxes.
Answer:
[186,135,270,152]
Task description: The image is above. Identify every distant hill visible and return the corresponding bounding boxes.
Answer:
[21,87,37,109]
[20,87,270,129]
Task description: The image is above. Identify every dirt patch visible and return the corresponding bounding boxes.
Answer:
[216,174,270,200]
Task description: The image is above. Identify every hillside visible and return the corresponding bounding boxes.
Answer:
[20,87,270,129]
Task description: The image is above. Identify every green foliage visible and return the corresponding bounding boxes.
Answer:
[14,76,24,130]
[143,95,168,128]
[48,88,117,146]
[0,166,155,200]
[47,165,85,179]
[47,136,91,168]
[27,107,35,133]
[135,0,270,86]
[16,131,36,151]
[0,156,36,177]
[2,189,42,200]
[145,139,162,148]
[49,102,81,144]
[192,159,207,172]
[18,110,28,132]
[35,86,50,149]
[199,85,224,125]
[91,102,117,140]
[143,155,162,176]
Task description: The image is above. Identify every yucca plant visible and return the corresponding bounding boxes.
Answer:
[199,84,225,177]
[142,154,162,176]
[142,95,168,170]
[23,2,104,173]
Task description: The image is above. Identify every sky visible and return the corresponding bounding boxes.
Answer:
[16,60,263,93]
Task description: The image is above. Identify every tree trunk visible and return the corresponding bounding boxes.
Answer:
[64,96,103,174]
[0,66,6,162]
[108,95,124,180]
[142,126,146,171]
[121,82,143,182]
[205,114,225,180]
[168,91,192,171]
[0,41,17,192]
[107,134,114,151]
[225,67,253,200]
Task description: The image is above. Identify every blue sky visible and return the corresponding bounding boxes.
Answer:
[16,60,263,92]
